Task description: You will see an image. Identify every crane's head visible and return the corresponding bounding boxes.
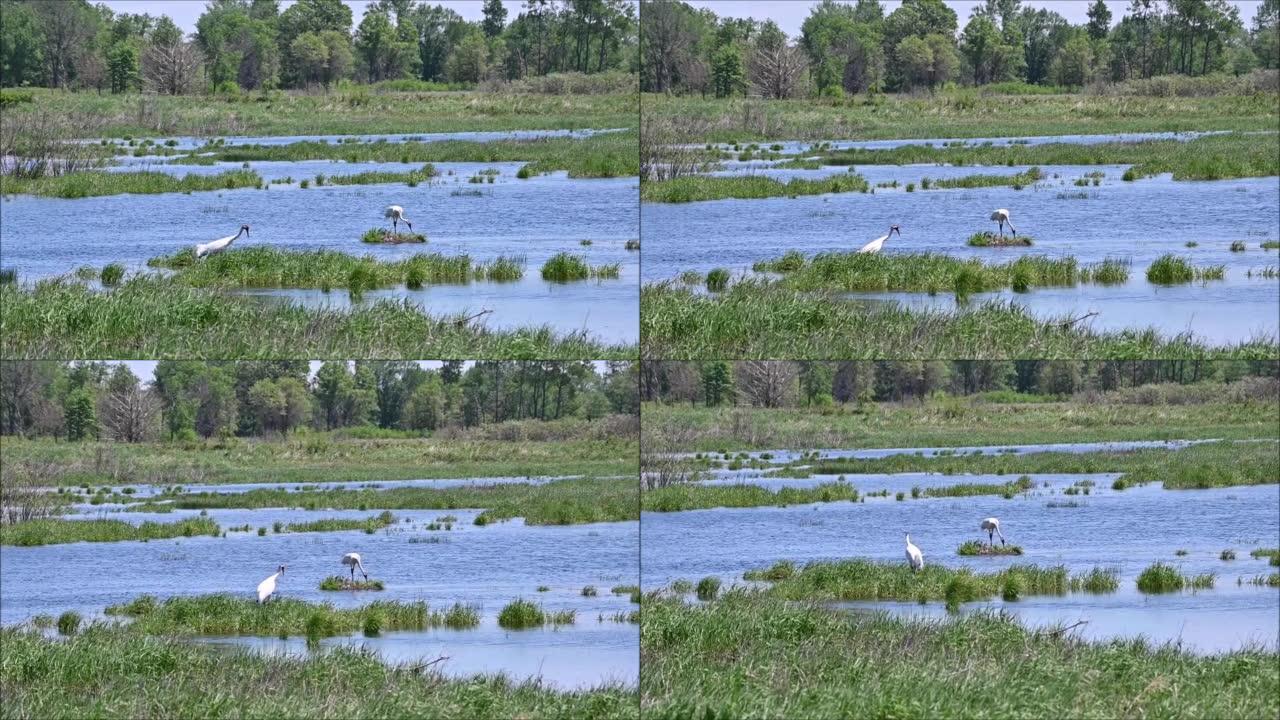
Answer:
[890,225,901,237]
[278,564,286,574]
[241,224,251,235]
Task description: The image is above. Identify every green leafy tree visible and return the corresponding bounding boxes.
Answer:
[1086,0,1113,40]
[701,362,732,407]
[1,0,46,87]
[107,42,137,93]
[63,388,98,441]
[481,0,508,38]
[895,35,933,90]
[446,29,489,83]
[710,42,743,97]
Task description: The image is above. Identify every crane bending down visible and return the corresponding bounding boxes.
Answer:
[990,209,1016,238]
[981,517,1007,546]
[385,205,412,233]
[195,224,249,258]
[858,224,901,254]
[257,564,285,603]
[341,552,368,581]
[905,533,924,572]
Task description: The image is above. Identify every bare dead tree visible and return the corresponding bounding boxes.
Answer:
[144,40,202,95]
[101,386,160,443]
[735,361,799,408]
[750,43,809,100]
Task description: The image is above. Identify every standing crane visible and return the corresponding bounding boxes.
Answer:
[981,517,1007,546]
[990,209,1016,238]
[385,205,412,233]
[341,552,369,582]
[256,565,285,603]
[195,224,249,258]
[905,533,924,572]
[858,224,901,254]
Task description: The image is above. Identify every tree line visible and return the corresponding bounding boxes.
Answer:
[640,0,1279,97]
[0,0,638,94]
[642,360,1280,408]
[0,361,638,442]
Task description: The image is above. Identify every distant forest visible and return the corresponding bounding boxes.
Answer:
[643,360,1280,407]
[0,361,639,442]
[641,0,1279,96]
[0,0,638,93]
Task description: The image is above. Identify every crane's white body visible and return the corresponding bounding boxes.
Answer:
[196,225,248,258]
[257,565,284,603]
[858,225,901,254]
[905,534,924,572]
[990,209,1016,237]
[341,552,368,581]
[384,205,412,233]
[980,517,1006,546]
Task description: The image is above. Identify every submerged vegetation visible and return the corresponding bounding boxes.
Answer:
[0,517,219,546]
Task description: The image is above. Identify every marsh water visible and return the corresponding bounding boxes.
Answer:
[644,133,1280,344]
[642,450,1280,654]
[0,480,639,689]
[2,130,638,344]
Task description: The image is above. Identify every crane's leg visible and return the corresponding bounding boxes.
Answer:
[998,221,1005,238]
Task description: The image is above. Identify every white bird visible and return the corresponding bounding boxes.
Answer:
[256,564,285,603]
[980,517,1007,546]
[341,552,368,582]
[195,224,249,258]
[384,205,412,233]
[858,224,901,254]
[990,209,1016,238]
[905,533,924,572]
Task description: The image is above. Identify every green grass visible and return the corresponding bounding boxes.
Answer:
[541,253,589,282]
[695,576,721,601]
[641,172,868,203]
[284,511,396,534]
[1,169,261,198]
[324,163,440,187]
[755,252,1122,294]
[169,129,638,178]
[642,482,858,512]
[56,612,81,636]
[957,541,1025,556]
[104,594,478,636]
[13,86,637,137]
[754,559,1108,603]
[640,282,1277,359]
[120,478,638,527]
[2,430,635,487]
[148,247,501,289]
[1262,241,1279,250]
[0,517,219,546]
[1251,549,1280,566]
[318,576,386,591]
[967,232,1034,247]
[99,263,125,287]
[1,626,637,718]
[742,561,796,582]
[1146,254,1227,284]
[0,276,633,359]
[1135,562,1216,593]
[496,599,574,629]
[640,591,1279,718]
[923,167,1044,190]
[360,229,428,245]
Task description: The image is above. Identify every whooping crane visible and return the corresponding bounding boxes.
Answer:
[256,564,285,603]
[981,517,1006,546]
[341,552,368,581]
[385,205,412,233]
[858,224,901,254]
[195,224,249,258]
[905,533,924,572]
[990,209,1016,238]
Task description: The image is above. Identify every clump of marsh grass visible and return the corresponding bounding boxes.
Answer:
[967,233,1033,247]
[762,252,1090,295]
[612,585,640,596]
[0,517,220,546]
[1230,241,1247,252]
[743,561,796,581]
[540,253,589,282]
[1146,254,1226,284]
[1067,567,1120,593]
[100,263,125,287]
[497,599,573,629]
[641,172,869,203]
[1136,562,1194,593]
[1250,548,1280,566]
[1242,573,1280,587]
[1261,241,1279,250]
[475,255,526,282]
[1221,549,1237,561]
[670,579,693,594]
[360,228,427,244]
[581,586,598,597]
[625,240,640,251]
[0,268,15,285]
[284,511,395,534]
[956,541,1024,556]
[706,268,730,292]
[318,576,385,591]
[1084,258,1130,285]
[696,576,721,601]
[56,612,81,636]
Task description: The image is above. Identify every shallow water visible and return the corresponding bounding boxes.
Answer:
[66,475,573,499]
[2,149,638,341]
[642,474,1280,654]
[644,134,1280,343]
[678,439,1212,464]
[1,490,639,688]
[97,128,624,151]
[692,130,1232,156]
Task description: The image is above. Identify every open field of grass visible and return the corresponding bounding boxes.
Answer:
[0,169,261,198]
[640,282,1279,360]
[641,591,1278,718]
[0,517,219,547]
[170,130,639,179]
[147,247,516,289]
[13,86,637,137]
[643,91,1278,143]
[0,277,634,359]
[0,430,636,487]
[118,477,638,526]
[102,594,478,636]
[642,386,1277,452]
[1,626,637,719]
[753,252,1128,294]
[640,171,868,203]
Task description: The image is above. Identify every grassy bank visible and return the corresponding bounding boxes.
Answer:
[13,86,637,137]
[147,247,522,289]
[103,594,477,636]
[640,171,868,203]
[640,282,1278,359]
[641,389,1278,452]
[0,277,634,359]
[641,592,1278,718]
[644,91,1278,143]
[754,252,1128,294]
[0,517,219,547]
[171,130,639,178]
[0,431,636,487]
[122,478,638,526]
[1,627,636,719]
[0,169,261,198]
